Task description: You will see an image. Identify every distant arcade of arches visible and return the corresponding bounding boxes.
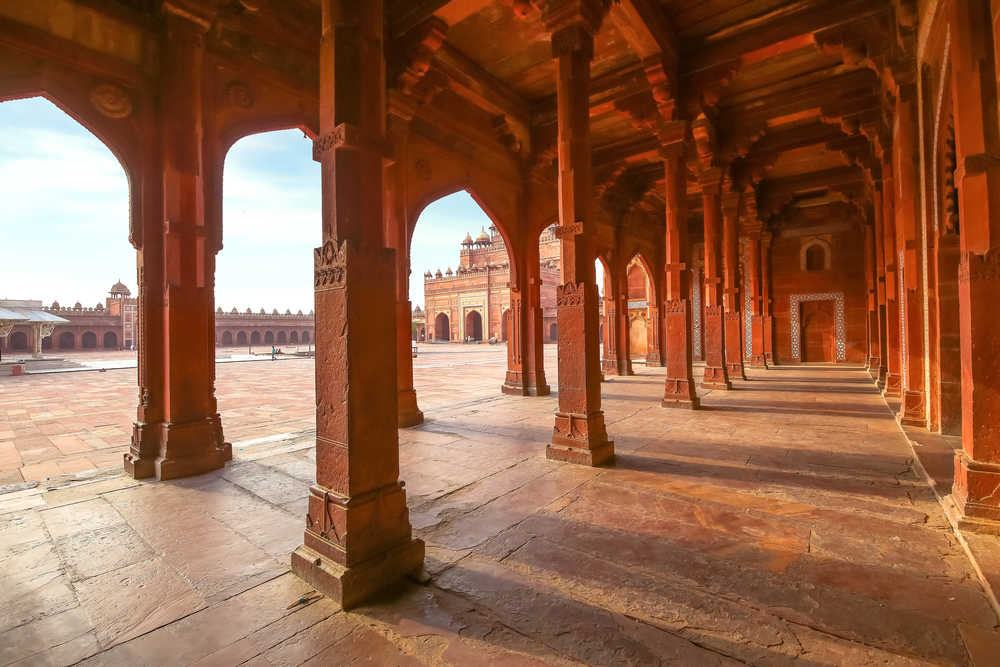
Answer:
[215,329,313,347]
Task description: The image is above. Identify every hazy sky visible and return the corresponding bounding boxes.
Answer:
[1,97,498,312]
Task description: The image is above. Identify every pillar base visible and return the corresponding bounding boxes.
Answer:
[883,373,902,398]
[645,353,663,367]
[548,411,614,466]
[291,538,425,610]
[601,358,619,376]
[949,450,1000,530]
[398,389,424,428]
[726,361,747,381]
[701,365,732,390]
[867,356,881,380]
[662,378,700,409]
[749,354,767,368]
[126,417,231,480]
[897,390,926,427]
[504,369,550,396]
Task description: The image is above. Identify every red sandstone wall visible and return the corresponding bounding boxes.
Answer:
[770,221,867,365]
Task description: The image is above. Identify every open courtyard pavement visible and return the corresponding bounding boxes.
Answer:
[2,344,1000,665]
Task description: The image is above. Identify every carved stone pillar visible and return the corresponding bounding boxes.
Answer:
[601,287,618,374]
[291,0,423,609]
[947,0,1000,526]
[748,233,767,368]
[396,300,423,426]
[613,262,633,376]
[760,233,774,364]
[722,190,746,380]
[873,183,889,386]
[125,6,230,481]
[545,10,613,466]
[661,141,699,408]
[518,236,550,396]
[863,217,882,375]
[882,163,903,398]
[645,301,663,366]
[700,170,732,389]
[895,84,927,427]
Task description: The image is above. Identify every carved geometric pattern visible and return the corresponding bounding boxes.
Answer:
[556,282,585,307]
[743,268,752,360]
[314,239,348,291]
[789,292,846,361]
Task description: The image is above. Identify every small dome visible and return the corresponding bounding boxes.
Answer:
[217,307,223,314]
[413,305,423,314]
[446,267,453,276]
[231,307,238,314]
[285,309,292,315]
[245,308,252,314]
[259,308,266,314]
[462,233,474,246]
[74,302,82,309]
[51,301,60,309]
[95,303,104,310]
[435,269,443,278]
[297,310,304,316]
[109,280,130,296]
[272,308,279,315]
[476,228,490,244]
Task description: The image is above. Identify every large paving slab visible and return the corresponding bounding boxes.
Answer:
[1,345,999,665]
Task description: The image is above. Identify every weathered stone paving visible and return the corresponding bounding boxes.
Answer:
[1,347,999,665]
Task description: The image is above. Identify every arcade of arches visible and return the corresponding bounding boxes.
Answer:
[3,0,1000,661]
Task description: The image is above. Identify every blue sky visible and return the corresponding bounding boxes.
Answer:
[0,97,495,311]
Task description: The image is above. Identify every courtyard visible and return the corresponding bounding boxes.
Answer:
[2,345,999,665]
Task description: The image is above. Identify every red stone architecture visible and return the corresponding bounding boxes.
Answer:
[3,0,1000,618]
[0,282,314,354]
[422,224,561,343]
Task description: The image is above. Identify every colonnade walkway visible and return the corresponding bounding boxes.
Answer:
[3,356,1000,664]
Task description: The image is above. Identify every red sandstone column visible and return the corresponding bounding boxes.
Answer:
[873,183,889,386]
[125,6,230,480]
[882,162,903,398]
[385,130,423,426]
[518,236,550,395]
[700,170,732,389]
[613,256,634,376]
[863,216,882,375]
[748,232,767,368]
[948,0,1000,525]
[601,273,617,375]
[646,299,663,366]
[722,190,746,381]
[895,84,927,426]
[760,233,775,364]
[662,138,700,408]
[291,0,423,608]
[545,9,614,466]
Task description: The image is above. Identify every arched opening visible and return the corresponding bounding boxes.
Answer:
[9,331,28,351]
[549,322,558,341]
[501,309,511,342]
[626,256,652,359]
[434,313,451,341]
[82,332,97,349]
[103,331,118,349]
[42,337,52,350]
[302,331,310,344]
[251,331,262,345]
[277,331,287,345]
[59,332,75,349]
[236,331,248,345]
[221,331,233,346]
[290,331,299,344]
[465,310,484,342]
[264,331,275,344]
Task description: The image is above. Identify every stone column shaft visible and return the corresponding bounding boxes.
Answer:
[291,0,423,609]
[546,21,613,466]
[662,146,699,407]
[882,165,903,398]
[948,0,1000,525]
[873,184,889,386]
[748,234,767,368]
[700,172,732,389]
[760,233,774,364]
[864,219,882,375]
[722,194,746,380]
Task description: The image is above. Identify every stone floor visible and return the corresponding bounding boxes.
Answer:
[2,347,1000,665]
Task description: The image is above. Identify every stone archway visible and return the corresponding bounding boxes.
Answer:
[434,313,450,341]
[221,331,233,346]
[251,331,261,345]
[82,332,97,349]
[264,331,274,344]
[277,331,287,344]
[302,331,310,344]
[58,331,74,349]
[103,331,118,349]
[465,310,483,341]
[501,309,511,342]
[290,331,299,344]
[236,331,248,345]
[549,322,557,341]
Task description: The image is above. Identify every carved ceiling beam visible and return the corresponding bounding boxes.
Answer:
[606,0,679,66]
